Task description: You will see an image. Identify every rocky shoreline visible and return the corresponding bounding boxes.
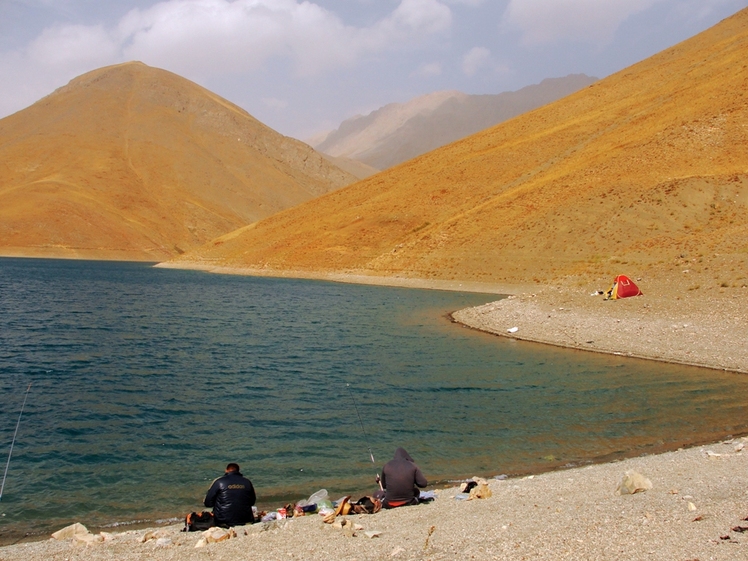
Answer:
[1,438,747,560]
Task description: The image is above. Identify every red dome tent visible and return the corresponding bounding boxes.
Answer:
[605,275,643,299]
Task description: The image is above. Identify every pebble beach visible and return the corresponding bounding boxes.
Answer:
[1,439,747,560]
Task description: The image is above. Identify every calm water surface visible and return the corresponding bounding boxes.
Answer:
[1,257,747,540]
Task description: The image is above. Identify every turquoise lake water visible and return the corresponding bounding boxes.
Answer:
[1,257,747,542]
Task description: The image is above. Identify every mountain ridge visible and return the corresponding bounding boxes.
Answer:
[0,62,356,261]
[166,8,748,291]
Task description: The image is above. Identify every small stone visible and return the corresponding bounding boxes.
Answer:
[688,502,697,511]
[204,527,231,543]
[353,523,364,531]
[364,530,382,538]
[155,537,172,547]
[615,470,652,495]
[195,537,207,548]
[140,530,159,543]
[391,546,405,556]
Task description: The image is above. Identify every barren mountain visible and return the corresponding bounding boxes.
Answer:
[312,75,597,170]
[167,7,748,293]
[0,62,356,261]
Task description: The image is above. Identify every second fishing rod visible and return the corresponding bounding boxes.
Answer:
[345,383,382,490]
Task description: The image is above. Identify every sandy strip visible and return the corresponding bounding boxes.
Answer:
[1,438,747,560]
[154,262,519,294]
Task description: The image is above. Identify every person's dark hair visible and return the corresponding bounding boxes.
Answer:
[226,463,240,472]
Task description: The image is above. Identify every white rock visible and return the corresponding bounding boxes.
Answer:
[73,532,104,546]
[365,530,382,538]
[688,502,697,511]
[51,522,90,541]
[195,537,208,548]
[616,470,653,495]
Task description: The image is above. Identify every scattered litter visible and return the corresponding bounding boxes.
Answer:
[507,327,519,333]
[423,525,435,550]
[493,474,508,480]
[419,490,436,501]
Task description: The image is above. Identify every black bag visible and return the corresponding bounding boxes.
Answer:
[352,496,382,514]
[183,511,215,532]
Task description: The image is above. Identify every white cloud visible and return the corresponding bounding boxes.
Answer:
[462,46,489,76]
[120,0,452,77]
[443,0,485,5]
[503,0,664,45]
[413,61,442,77]
[0,0,454,116]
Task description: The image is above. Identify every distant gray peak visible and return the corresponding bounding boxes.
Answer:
[313,75,597,170]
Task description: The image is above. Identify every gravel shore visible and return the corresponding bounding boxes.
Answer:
[2,439,746,560]
[452,280,748,374]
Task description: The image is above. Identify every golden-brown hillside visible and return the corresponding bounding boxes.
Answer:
[0,62,355,261]
[168,8,748,290]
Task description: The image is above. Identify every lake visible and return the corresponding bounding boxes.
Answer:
[1,257,747,542]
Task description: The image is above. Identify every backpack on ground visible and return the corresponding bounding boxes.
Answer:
[182,511,215,532]
[351,496,382,514]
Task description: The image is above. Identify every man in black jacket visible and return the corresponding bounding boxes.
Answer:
[204,463,256,527]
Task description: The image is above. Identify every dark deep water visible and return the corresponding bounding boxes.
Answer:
[1,257,747,541]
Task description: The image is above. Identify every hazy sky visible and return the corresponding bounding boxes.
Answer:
[1,0,745,139]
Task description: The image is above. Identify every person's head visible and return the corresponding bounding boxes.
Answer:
[225,463,240,473]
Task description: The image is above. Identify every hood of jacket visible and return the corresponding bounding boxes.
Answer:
[393,447,414,462]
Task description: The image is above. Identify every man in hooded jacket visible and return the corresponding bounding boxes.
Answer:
[204,463,256,527]
[379,447,427,509]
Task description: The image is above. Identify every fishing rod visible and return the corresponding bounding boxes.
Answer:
[0,383,32,502]
[345,383,383,490]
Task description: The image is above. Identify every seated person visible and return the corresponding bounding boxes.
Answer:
[204,462,256,527]
[377,447,427,508]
